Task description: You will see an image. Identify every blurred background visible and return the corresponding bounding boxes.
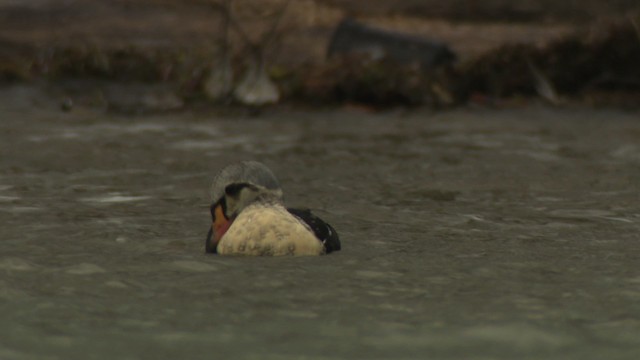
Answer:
[0,0,639,108]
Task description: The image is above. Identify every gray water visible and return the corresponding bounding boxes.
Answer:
[1,87,640,359]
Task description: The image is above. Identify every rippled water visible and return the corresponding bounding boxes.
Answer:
[1,87,640,359]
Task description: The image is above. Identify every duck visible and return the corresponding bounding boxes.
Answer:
[205,161,341,256]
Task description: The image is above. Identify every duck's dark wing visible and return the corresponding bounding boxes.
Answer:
[287,208,341,253]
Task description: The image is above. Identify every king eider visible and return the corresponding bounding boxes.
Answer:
[205,161,341,256]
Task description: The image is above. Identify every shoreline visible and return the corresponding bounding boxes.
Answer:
[1,1,638,111]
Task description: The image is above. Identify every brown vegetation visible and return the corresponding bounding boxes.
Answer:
[0,1,638,109]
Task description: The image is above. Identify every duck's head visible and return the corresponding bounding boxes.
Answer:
[206,161,283,253]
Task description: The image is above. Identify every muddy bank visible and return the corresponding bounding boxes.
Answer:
[321,0,640,22]
[0,1,639,110]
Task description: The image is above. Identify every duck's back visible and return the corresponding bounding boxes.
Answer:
[217,204,324,256]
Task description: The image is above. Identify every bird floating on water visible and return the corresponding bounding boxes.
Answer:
[206,161,341,256]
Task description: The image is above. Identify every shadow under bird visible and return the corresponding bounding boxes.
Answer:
[206,161,341,256]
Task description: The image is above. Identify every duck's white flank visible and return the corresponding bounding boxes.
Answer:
[217,203,324,256]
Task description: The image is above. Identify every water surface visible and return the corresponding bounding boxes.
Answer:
[1,88,640,359]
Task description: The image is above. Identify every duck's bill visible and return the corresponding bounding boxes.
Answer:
[205,203,232,253]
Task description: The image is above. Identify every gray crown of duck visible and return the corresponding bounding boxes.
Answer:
[210,161,283,202]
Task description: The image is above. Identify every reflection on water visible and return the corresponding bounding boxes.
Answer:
[1,90,640,359]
